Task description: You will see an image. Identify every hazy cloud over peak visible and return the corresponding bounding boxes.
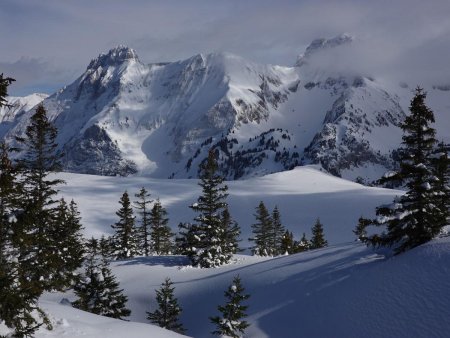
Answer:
[2,0,450,95]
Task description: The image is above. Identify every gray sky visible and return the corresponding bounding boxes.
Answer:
[2,0,450,95]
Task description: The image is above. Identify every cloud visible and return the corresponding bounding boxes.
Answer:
[0,57,76,96]
[1,0,450,94]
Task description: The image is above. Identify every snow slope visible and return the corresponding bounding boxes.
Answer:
[55,165,400,244]
[38,239,450,338]
[2,168,447,337]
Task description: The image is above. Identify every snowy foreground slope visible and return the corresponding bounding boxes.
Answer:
[9,167,449,338]
[40,239,450,338]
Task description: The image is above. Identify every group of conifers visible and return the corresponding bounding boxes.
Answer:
[0,74,448,338]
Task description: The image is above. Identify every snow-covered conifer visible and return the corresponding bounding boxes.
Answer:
[134,187,153,256]
[147,277,185,334]
[210,275,250,338]
[310,218,328,249]
[150,198,174,255]
[73,238,131,319]
[271,206,286,255]
[366,88,447,253]
[111,191,140,259]
[188,150,231,267]
[249,201,272,256]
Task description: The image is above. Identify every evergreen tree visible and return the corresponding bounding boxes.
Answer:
[188,150,230,267]
[147,277,185,334]
[431,141,450,230]
[134,187,153,256]
[271,206,285,255]
[150,199,174,255]
[280,230,294,254]
[98,234,114,259]
[0,73,15,108]
[72,238,131,320]
[210,275,250,338]
[15,104,65,292]
[310,218,328,249]
[175,222,196,256]
[366,88,446,253]
[295,232,310,252]
[50,198,85,289]
[220,206,241,258]
[0,85,51,336]
[111,191,139,259]
[249,201,272,256]
[353,216,370,242]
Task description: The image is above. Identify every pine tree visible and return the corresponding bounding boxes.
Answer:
[15,104,65,292]
[134,187,153,256]
[431,141,450,231]
[271,206,285,255]
[73,238,131,320]
[0,143,48,337]
[0,89,51,336]
[220,206,241,258]
[280,230,294,254]
[354,216,370,242]
[150,199,174,255]
[310,218,328,249]
[295,232,310,252]
[147,277,185,334]
[366,88,446,253]
[0,73,15,108]
[50,198,85,289]
[188,150,230,267]
[210,275,250,338]
[249,201,272,256]
[111,191,140,259]
[175,222,196,255]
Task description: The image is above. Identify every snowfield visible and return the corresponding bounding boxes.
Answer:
[4,166,449,338]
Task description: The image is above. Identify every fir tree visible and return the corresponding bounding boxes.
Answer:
[134,187,153,256]
[111,191,139,259]
[280,230,294,254]
[175,222,196,256]
[210,275,250,338]
[15,104,65,292]
[0,73,15,108]
[271,206,285,255]
[431,141,450,231]
[295,232,310,252]
[220,206,241,258]
[366,88,446,253]
[147,277,185,334]
[188,150,230,267]
[0,85,51,336]
[354,216,370,242]
[50,198,85,289]
[310,218,328,249]
[72,238,131,320]
[249,201,272,256]
[150,199,174,255]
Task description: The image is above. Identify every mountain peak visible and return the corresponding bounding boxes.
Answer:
[296,33,354,67]
[87,45,140,70]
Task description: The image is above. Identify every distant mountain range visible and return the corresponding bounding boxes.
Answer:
[1,34,449,181]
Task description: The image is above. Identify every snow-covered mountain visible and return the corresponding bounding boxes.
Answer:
[2,36,449,180]
[0,92,48,137]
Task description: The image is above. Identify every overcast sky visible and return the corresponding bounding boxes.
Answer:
[1,0,450,95]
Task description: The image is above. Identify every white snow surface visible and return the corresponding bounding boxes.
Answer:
[3,166,447,337]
